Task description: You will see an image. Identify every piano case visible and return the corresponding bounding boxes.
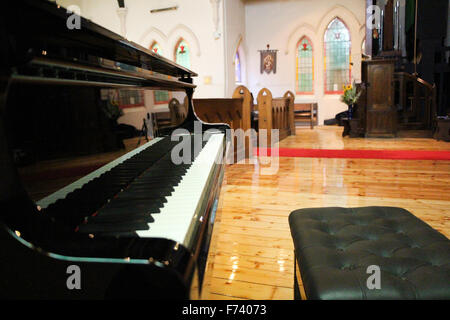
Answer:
[0,0,229,299]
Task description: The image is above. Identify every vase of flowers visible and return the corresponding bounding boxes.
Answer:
[340,81,361,120]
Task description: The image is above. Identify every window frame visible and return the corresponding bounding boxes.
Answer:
[235,51,242,84]
[296,36,315,95]
[174,38,191,69]
[117,89,145,109]
[153,90,172,105]
[150,41,163,56]
[323,17,352,95]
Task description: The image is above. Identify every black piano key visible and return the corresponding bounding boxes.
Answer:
[77,220,150,234]
[119,186,174,195]
[92,231,138,238]
[103,198,165,208]
[86,213,155,224]
[64,134,210,234]
[131,179,181,187]
[42,137,172,226]
[97,203,162,216]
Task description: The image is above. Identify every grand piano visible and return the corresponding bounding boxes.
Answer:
[0,0,228,299]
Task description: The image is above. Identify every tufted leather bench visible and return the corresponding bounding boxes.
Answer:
[289,207,450,300]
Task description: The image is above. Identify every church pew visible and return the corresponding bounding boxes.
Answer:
[294,102,318,129]
[187,86,295,158]
[256,88,295,146]
[193,92,250,161]
[284,90,296,135]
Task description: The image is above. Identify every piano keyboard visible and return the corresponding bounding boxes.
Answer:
[136,133,224,244]
[37,137,164,209]
[56,132,225,245]
[40,137,178,228]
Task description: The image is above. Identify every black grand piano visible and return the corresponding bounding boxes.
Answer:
[0,0,228,299]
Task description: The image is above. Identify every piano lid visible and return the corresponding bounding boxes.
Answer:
[1,0,198,79]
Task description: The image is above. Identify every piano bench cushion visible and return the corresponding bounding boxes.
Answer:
[288,206,450,300]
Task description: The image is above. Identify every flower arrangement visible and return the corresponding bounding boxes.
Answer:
[340,81,361,106]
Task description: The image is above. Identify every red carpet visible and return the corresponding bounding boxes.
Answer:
[254,148,450,160]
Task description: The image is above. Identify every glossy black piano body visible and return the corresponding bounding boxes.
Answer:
[0,0,228,299]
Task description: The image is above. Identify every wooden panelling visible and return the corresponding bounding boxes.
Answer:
[362,59,397,137]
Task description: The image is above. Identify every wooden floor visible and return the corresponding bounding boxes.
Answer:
[201,126,450,300]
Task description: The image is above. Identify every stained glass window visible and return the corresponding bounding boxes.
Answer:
[175,39,190,69]
[324,18,351,94]
[235,52,242,83]
[296,37,314,94]
[153,90,170,104]
[151,42,162,55]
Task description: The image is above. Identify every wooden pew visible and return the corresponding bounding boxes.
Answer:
[187,86,295,157]
[193,98,244,130]
[232,85,253,132]
[257,88,295,146]
[284,91,296,135]
[294,102,318,129]
[193,87,252,160]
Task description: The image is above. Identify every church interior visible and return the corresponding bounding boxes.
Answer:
[0,0,449,300]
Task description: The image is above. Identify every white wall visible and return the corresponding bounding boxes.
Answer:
[244,0,366,124]
[131,0,225,98]
[224,0,247,97]
[57,0,226,99]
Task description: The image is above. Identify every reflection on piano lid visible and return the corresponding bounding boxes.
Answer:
[0,0,229,299]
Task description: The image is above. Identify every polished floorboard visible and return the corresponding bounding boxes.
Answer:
[201,126,450,300]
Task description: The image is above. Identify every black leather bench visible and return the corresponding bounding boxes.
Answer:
[289,207,450,299]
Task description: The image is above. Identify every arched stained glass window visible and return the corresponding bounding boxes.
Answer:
[150,42,163,55]
[296,36,314,94]
[175,39,190,69]
[324,18,351,94]
[235,52,242,83]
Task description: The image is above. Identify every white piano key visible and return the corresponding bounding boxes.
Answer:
[37,137,164,209]
[136,133,224,244]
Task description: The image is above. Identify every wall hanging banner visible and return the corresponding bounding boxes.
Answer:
[259,49,278,74]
